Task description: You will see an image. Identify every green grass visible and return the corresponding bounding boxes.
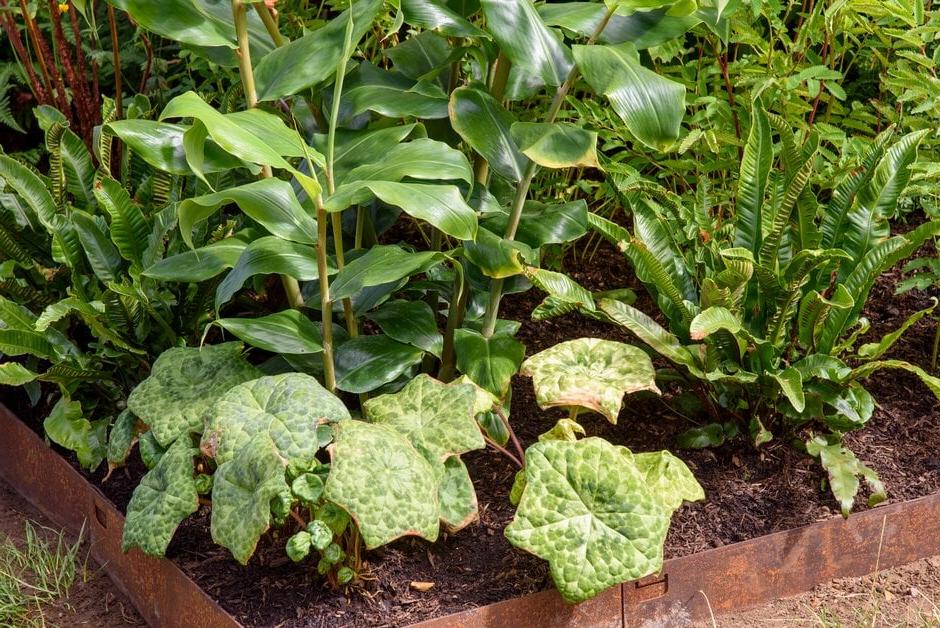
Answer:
[0,521,85,628]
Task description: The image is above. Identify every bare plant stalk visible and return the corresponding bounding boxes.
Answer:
[325,21,358,337]
[317,198,337,392]
[0,1,47,103]
[232,0,304,309]
[480,8,615,337]
[438,264,468,382]
[253,2,286,46]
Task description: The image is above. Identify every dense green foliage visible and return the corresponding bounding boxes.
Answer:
[1,0,938,607]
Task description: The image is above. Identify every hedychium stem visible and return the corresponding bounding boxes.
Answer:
[421,228,444,374]
[316,197,337,392]
[438,262,468,382]
[252,2,286,47]
[326,22,359,338]
[478,8,615,338]
[471,52,513,184]
[233,0,303,307]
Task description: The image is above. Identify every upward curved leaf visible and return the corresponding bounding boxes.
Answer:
[734,104,772,256]
[254,0,385,100]
[573,43,685,151]
[94,178,151,268]
[480,0,574,88]
[858,130,929,218]
[598,299,701,372]
[402,0,487,37]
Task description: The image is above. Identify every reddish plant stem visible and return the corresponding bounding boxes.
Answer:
[20,0,66,113]
[107,4,122,118]
[138,29,154,94]
[494,406,525,465]
[484,435,523,469]
[0,1,47,103]
[715,43,742,158]
[47,0,87,139]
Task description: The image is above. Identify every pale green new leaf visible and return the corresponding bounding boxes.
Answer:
[520,338,659,423]
[633,451,705,512]
[438,456,478,533]
[510,122,600,169]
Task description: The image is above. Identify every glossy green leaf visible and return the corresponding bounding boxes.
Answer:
[449,86,529,182]
[520,338,659,423]
[505,438,673,603]
[217,310,323,355]
[122,437,198,556]
[179,179,317,249]
[733,103,772,255]
[334,335,425,394]
[107,120,248,175]
[127,343,261,447]
[211,433,290,564]
[324,420,440,549]
[203,373,348,465]
[463,226,535,279]
[71,210,123,283]
[480,0,574,88]
[109,0,236,49]
[0,362,38,386]
[454,329,525,399]
[857,301,937,361]
[689,306,741,340]
[216,237,328,310]
[510,122,600,169]
[144,238,247,283]
[326,181,477,240]
[772,367,806,413]
[402,0,486,36]
[318,125,419,186]
[330,246,444,300]
[484,199,588,248]
[344,63,450,119]
[366,300,443,357]
[254,0,385,100]
[573,43,685,151]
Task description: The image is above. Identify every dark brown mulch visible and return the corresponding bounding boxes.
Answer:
[3,234,939,627]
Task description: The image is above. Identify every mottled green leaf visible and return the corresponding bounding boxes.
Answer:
[324,421,440,549]
[203,373,349,465]
[122,438,198,556]
[127,343,261,447]
[364,374,484,465]
[505,438,672,603]
[520,338,659,423]
[633,451,704,512]
[807,436,885,517]
[211,434,291,564]
[439,456,478,533]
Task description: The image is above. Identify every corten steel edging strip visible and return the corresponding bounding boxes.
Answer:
[416,493,940,627]
[0,403,241,628]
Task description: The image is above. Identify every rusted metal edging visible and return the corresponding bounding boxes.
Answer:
[417,491,940,627]
[4,400,940,628]
[0,403,240,628]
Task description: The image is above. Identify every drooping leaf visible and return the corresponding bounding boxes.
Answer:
[106,120,247,175]
[510,122,600,169]
[144,238,247,283]
[122,437,198,556]
[402,0,487,36]
[366,300,444,357]
[573,42,685,151]
[520,338,659,423]
[127,343,261,447]
[480,0,574,88]
[179,179,318,248]
[324,420,440,549]
[211,434,291,564]
[806,436,885,518]
[438,456,478,533]
[43,396,107,470]
[340,138,473,186]
[326,181,477,240]
[93,178,151,268]
[483,199,588,248]
[505,438,676,603]
[203,373,349,465]
[330,246,444,300]
[254,0,385,100]
[0,362,38,386]
[449,86,529,182]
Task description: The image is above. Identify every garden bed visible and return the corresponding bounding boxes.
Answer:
[3,242,939,627]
